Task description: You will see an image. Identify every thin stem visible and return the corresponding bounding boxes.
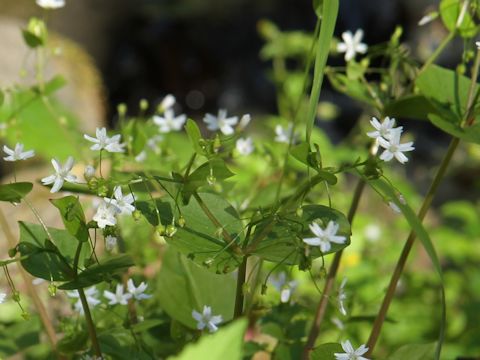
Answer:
[302,179,366,359]
[234,256,248,318]
[78,288,102,357]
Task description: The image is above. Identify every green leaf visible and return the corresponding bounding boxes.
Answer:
[51,196,89,242]
[185,119,205,156]
[57,331,89,354]
[157,248,236,329]
[384,95,439,120]
[306,0,339,145]
[364,178,445,359]
[251,205,350,265]
[312,0,323,18]
[0,182,33,203]
[388,343,436,360]
[290,143,337,184]
[440,0,478,38]
[429,113,480,144]
[169,319,247,360]
[58,254,135,290]
[327,72,376,106]
[310,343,343,360]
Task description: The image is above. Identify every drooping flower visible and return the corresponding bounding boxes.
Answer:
[107,186,135,215]
[84,127,125,153]
[104,284,132,305]
[192,305,223,333]
[41,157,77,193]
[67,287,101,314]
[303,221,346,253]
[337,29,368,61]
[36,0,65,9]
[378,131,415,164]
[203,109,238,135]
[3,143,35,162]
[153,109,187,133]
[366,117,402,142]
[334,340,370,360]
[127,279,152,301]
[337,277,348,316]
[93,201,118,229]
[236,137,254,156]
[269,272,298,303]
[274,124,295,144]
[158,94,176,113]
[105,235,117,251]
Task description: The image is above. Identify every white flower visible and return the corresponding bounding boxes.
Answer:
[41,157,77,193]
[269,272,298,303]
[0,292,6,304]
[203,109,238,135]
[67,287,101,314]
[366,117,402,142]
[93,201,118,229]
[331,317,345,330]
[105,235,117,251]
[84,165,96,181]
[153,109,187,133]
[3,143,35,161]
[274,124,295,144]
[476,41,480,50]
[338,277,348,316]
[127,279,152,301]
[303,221,346,253]
[36,0,65,9]
[107,186,135,215]
[237,114,251,131]
[334,340,370,360]
[236,137,254,156]
[104,284,132,305]
[337,29,368,61]
[84,127,125,153]
[192,305,223,332]
[135,150,147,162]
[378,131,415,164]
[158,94,176,113]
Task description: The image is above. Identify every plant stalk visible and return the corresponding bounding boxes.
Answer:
[234,256,248,318]
[78,287,103,357]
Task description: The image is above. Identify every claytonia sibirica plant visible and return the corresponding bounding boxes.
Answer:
[93,201,118,229]
[103,284,132,306]
[336,29,368,61]
[127,279,152,301]
[269,272,299,303]
[303,221,346,253]
[203,109,238,135]
[41,156,77,193]
[153,109,187,133]
[67,287,101,314]
[107,186,136,215]
[192,306,223,333]
[334,340,370,360]
[158,94,176,113]
[84,127,125,153]
[377,130,415,164]
[274,124,295,143]
[235,137,254,156]
[3,143,35,162]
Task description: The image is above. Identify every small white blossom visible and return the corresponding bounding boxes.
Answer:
[127,279,152,301]
[41,157,77,193]
[84,127,125,153]
[192,305,223,333]
[366,117,402,142]
[274,124,296,144]
[0,292,6,304]
[104,284,132,305]
[269,272,298,303]
[378,131,415,164]
[334,340,370,360]
[338,277,348,316]
[303,221,346,253]
[93,201,118,228]
[237,114,251,131]
[67,287,101,314]
[236,137,254,156]
[337,29,368,61]
[3,143,35,162]
[36,0,65,9]
[105,235,117,251]
[135,150,147,162]
[153,109,186,133]
[107,186,135,215]
[158,94,176,113]
[147,135,163,154]
[203,109,238,135]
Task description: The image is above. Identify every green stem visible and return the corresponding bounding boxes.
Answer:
[78,288,102,357]
[234,256,248,318]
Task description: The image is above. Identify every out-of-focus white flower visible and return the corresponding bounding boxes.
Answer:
[274,124,295,144]
[153,109,186,133]
[3,143,35,162]
[158,94,176,113]
[84,127,125,153]
[104,284,132,305]
[337,277,348,316]
[135,151,147,162]
[269,272,298,303]
[93,201,118,229]
[203,109,238,135]
[364,224,381,242]
[105,235,117,251]
[476,41,480,50]
[236,137,254,156]
[237,114,251,131]
[334,340,370,360]
[367,117,402,142]
[378,131,415,164]
[0,292,6,304]
[192,305,223,332]
[337,29,368,61]
[107,186,135,215]
[418,11,438,26]
[303,221,346,253]
[41,157,77,193]
[36,0,65,9]
[331,317,345,330]
[127,279,152,301]
[67,287,101,314]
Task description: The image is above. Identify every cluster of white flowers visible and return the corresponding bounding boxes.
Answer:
[367,117,415,164]
[334,340,370,360]
[337,29,368,62]
[93,186,136,229]
[67,280,151,314]
[303,220,346,253]
[269,272,298,303]
[192,305,223,333]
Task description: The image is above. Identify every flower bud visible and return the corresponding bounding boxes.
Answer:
[48,283,57,297]
[139,98,149,112]
[117,103,127,117]
[178,215,186,228]
[84,165,96,181]
[165,224,177,237]
[8,247,17,258]
[132,210,142,221]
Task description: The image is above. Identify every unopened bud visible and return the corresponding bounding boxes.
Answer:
[140,98,149,112]
[48,283,57,297]
[132,210,142,221]
[165,224,177,237]
[84,165,96,181]
[178,215,186,228]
